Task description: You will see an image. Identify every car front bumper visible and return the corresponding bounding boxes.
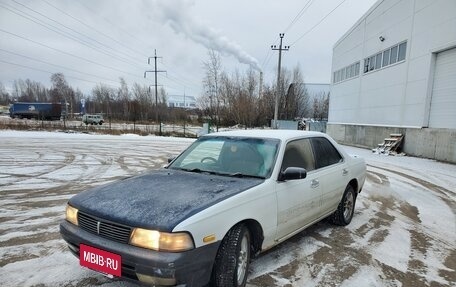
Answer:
[60,220,219,286]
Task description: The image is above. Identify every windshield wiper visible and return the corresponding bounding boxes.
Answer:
[228,172,265,179]
[177,167,203,173]
[176,168,264,179]
[178,167,220,175]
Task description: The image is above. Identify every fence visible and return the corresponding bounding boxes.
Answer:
[307,121,327,133]
[0,116,200,137]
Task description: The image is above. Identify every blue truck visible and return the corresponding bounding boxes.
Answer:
[9,102,62,120]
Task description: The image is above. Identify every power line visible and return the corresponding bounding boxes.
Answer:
[261,49,272,70]
[0,59,120,88]
[158,61,201,91]
[76,0,154,53]
[260,34,281,72]
[261,0,313,71]
[261,48,277,72]
[290,0,347,46]
[40,0,148,62]
[0,29,144,80]
[4,0,202,97]
[73,1,200,94]
[2,1,144,68]
[159,75,201,96]
[283,0,314,33]
[0,48,120,84]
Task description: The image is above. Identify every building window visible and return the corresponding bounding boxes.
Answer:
[390,45,398,64]
[363,41,407,74]
[375,53,382,70]
[369,56,375,71]
[382,49,390,67]
[364,59,369,73]
[398,42,407,62]
[333,61,361,84]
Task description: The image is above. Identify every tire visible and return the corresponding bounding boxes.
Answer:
[331,185,356,226]
[212,224,251,287]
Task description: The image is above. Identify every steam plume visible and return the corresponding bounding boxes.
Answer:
[149,0,261,71]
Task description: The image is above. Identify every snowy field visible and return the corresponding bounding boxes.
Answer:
[0,130,455,287]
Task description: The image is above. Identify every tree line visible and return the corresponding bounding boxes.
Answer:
[0,50,329,127]
[199,50,329,128]
[0,73,188,124]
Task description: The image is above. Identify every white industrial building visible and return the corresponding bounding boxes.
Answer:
[327,0,456,162]
[167,95,197,109]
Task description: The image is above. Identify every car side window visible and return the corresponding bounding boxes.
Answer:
[281,139,315,172]
[310,137,343,169]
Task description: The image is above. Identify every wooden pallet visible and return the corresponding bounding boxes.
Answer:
[373,133,404,155]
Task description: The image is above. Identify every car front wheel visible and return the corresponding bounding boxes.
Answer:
[331,184,356,226]
[212,224,251,287]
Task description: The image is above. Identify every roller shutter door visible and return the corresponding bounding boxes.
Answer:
[429,48,456,128]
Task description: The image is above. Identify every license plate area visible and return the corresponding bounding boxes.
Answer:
[80,244,121,277]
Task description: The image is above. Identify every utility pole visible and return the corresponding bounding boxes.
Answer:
[271,33,289,129]
[183,87,186,136]
[144,49,166,134]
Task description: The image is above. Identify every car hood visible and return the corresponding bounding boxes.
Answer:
[69,169,264,232]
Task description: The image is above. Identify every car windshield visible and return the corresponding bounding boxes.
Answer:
[168,136,280,179]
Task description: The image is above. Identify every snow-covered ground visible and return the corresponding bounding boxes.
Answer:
[0,130,454,287]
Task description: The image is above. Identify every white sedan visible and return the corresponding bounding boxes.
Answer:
[60,130,366,287]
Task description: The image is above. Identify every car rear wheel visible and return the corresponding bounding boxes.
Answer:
[212,224,251,287]
[331,185,356,226]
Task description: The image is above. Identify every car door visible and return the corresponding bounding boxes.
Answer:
[310,137,347,217]
[275,138,321,241]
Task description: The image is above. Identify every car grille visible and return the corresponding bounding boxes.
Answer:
[78,212,132,244]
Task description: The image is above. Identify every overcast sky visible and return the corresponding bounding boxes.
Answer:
[0,0,377,98]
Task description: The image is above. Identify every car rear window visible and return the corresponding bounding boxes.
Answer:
[310,137,343,169]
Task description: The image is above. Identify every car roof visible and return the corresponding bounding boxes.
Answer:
[202,129,325,141]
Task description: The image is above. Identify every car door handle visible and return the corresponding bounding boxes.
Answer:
[342,168,348,176]
[311,179,319,188]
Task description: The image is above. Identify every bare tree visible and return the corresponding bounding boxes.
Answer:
[50,73,76,119]
[242,68,258,127]
[291,66,310,118]
[0,82,10,105]
[202,49,222,130]
[257,84,275,126]
[12,79,26,101]
[117,78,130,121]
[92,83,115,127]
[50,73,71,102]
[132,83,149,121]
[312,92,330,120]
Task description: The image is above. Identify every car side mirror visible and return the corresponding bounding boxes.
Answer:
[279,167,307,181]
[167,157,175,164]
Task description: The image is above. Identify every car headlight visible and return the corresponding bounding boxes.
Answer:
[130,228,194,252]
[65,204,79,226]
